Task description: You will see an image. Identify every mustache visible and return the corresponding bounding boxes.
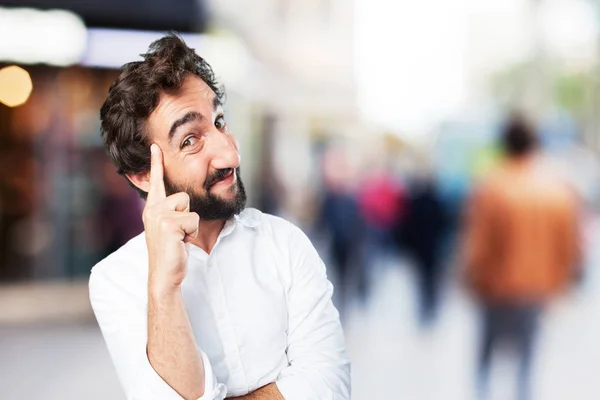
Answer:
[204,168,234,190]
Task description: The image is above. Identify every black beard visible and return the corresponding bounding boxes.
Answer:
[164,167,247,221]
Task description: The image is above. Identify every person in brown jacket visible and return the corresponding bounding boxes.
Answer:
[463,114,580,400]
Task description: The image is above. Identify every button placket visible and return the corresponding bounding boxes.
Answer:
[208,256,249,390]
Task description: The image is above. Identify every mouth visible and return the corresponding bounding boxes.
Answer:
[209,169,235,190]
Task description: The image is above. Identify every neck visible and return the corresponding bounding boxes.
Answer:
[188,219,227,254]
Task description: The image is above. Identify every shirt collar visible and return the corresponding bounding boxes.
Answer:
[233,208,263,229]
[213,209,263,242]
[188,209,262,258]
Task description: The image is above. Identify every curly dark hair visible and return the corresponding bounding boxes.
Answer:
[100,32,225,199]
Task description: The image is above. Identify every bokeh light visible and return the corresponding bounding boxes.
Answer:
[0,65,33,107]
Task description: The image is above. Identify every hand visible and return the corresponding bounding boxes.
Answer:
[143,144,199,295]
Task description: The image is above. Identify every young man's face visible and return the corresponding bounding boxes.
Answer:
[145,75,246,220]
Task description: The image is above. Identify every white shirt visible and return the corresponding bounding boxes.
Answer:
[89,208,350,400]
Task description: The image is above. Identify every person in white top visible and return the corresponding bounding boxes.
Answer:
[89,33,350,400]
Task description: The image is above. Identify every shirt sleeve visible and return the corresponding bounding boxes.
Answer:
[275,225,351,400]
[89,266,227,400]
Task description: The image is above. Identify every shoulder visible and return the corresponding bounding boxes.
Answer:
[237,207,316,261]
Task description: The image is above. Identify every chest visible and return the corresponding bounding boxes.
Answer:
[180,235,290,379]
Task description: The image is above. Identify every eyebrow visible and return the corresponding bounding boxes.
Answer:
[168,111,203,141]
[167,97,224,142]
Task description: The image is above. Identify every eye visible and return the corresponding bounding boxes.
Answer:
[181,136,196,149]
[215,115,226,130]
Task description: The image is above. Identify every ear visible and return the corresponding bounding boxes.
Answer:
[126,171,151,194]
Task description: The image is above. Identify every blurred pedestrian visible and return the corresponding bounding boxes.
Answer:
[318,146,364,319]
[398,176,447,327]
[463,114,580,400]
[357,167,406,281]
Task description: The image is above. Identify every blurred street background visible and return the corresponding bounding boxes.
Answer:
[2,0,600,399]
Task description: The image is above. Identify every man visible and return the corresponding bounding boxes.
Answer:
[89,33,350,400]
[400,175,447,327]
[463,114,580,400]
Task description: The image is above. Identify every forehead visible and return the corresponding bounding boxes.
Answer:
[147,76,217,141]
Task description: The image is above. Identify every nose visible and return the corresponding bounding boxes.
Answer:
[207,129,240,171]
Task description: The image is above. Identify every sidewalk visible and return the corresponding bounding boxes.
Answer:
[0,280,93,325]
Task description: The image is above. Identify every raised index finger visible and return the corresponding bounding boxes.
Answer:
[147,144,167,206]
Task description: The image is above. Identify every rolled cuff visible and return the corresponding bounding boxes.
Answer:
[130,349,226,400]
[197,350,227,400]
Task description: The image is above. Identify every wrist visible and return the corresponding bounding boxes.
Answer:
[148,275,181,300]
